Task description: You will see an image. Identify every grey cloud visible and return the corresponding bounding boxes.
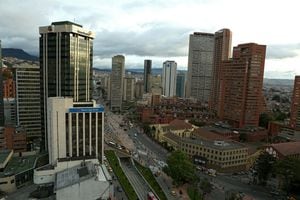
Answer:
[93,23,191,58]
[267,44,300,59]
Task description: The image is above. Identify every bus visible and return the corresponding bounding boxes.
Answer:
[108,141,116,147]
[147,192,158,200]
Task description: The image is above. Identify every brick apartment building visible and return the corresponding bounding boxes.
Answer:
[290,76,300,130]
[221,43,266,128]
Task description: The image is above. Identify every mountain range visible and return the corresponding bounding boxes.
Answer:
[2,48,38,61]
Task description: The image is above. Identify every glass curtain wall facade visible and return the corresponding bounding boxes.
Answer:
[39,21,95,150]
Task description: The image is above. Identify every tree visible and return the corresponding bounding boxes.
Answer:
[274,157,300,195]
[274,111,287,121]
[259,113,273,128]
[254,152,276,185]
[163,150,197,186]
[272,94,281,102]
[200,178,213,195]
[239,132,247,142]
[143,123,151,136]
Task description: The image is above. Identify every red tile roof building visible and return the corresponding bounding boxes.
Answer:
[265,141,300,160]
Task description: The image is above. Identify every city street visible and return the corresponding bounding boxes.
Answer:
[119,158,152,200]
[197,171,273,200]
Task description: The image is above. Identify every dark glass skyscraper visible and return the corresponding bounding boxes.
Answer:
[144,59,152,93]
[176,72,186,97]
[39,21,95,150]
[0,40,4,126]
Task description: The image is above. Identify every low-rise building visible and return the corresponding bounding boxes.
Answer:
[160,130,248,172]
[3,126,27,152]
[180,138,248,172]
[0,150,38,193]
[55,161,113,200]
[265,141,300,160]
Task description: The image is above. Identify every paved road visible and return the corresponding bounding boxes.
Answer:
[119,158,152,200]
[198,171,273,200]
[130,128,169,162]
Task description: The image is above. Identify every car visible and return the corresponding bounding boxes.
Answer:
[117,186,122,192]
[171,190,176,196]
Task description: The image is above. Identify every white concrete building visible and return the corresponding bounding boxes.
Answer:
[186,32,214,102]
[47,97,104,165]
[162,61,177,97]
[34,97,104,185]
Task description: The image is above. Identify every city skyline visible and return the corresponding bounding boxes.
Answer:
[0,0,300,78]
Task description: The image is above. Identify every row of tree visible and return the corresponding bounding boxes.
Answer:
[254,152,300,195]
[163,150,213,199]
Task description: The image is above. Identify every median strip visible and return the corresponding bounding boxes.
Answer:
[105,150,138,200]
[134,160,168,200]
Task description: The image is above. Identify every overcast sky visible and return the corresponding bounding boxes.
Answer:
[0,0,300,79]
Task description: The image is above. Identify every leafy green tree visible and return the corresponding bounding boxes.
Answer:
[272,94,281,102]
[239,132,247,142]
[254,152,276,185]
[259,113,273,128]
[143,123,151,136]
[200,178,213,195]
[274,112,287,121]
[274,157,300,195]
[163,150,196,186]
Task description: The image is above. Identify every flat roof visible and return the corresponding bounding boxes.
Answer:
[0,150,12,164]
[181,137,246,151]
[0,155,37,177]
[55,161,96,190]
[51,21,82,27]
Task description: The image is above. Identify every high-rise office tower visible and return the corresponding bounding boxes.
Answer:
[123,75,135,101]
[290,76,300,129]
[162,61,177,97]
[151,75,162,95]
[209,29,232,116]
[0,40,4,126]
[186,32,214,102]
[39,21,95,150]
[144,60,152,93]
[176,72,186,97]
[221,43,266,128]
[110,55,125,112]
[15,63,41,140]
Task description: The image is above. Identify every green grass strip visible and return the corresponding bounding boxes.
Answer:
[105,150,138,200]
[134,161,168,200]
[187,186,203,200]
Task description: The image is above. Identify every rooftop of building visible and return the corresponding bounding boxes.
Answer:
[51,21,83,28]
[168,119,193,130]
[182,137,247,151]
[55,161,109,191]
[0,154,37,178]
[192,128,228,141]
[268,141,300,156]
[163,132,246,151]
[0,150,12,165]
[277,130,300,142]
